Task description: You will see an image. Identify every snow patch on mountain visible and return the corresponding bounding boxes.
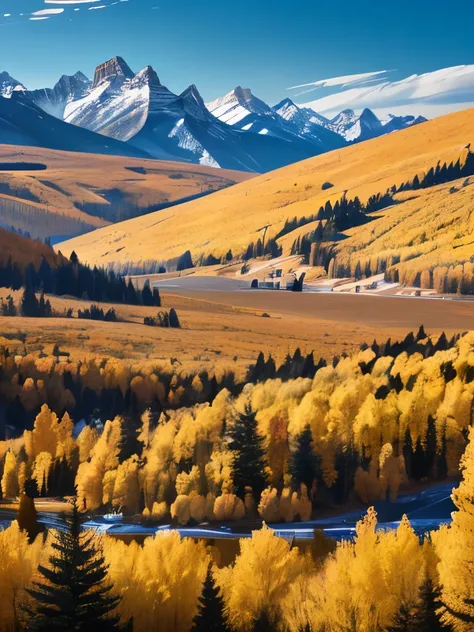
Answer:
[0,72,26,98]
[207,87,273,125]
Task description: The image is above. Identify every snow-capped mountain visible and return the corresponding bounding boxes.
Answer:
[0,91,148,158]
[327,108,426,142]
[274,98,331,130]
[336,108,382,142]
[382,113,428,134]
[0,57,442,171]
[41,57,322,172]
[0,72,26,98]
[207,87,274,125]
[27,71,91,119]
[272,98,346,150]
[208,90,346,152]
[329,109,359,138]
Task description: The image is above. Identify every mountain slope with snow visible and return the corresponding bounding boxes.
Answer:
[0,92,148,158]
[208,89,346,152]
[57,105,474,272]
[51,58,322,172]
[27,72,91,119]
[0,72,26,98]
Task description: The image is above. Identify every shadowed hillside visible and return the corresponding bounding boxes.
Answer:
[0,144,252,241]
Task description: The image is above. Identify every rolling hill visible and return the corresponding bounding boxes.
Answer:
[0,145,252,241]
[57,107,474,287]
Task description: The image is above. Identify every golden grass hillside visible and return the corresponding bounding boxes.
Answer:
[332,175,474,288]
[58,107,474,270]
[0,145,251,240]
[2,286,474,374]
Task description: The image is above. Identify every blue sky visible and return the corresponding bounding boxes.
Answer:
[1,0,474,105]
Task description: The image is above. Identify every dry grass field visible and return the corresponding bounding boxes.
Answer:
[0,145,251,240]
[59,107,474,269]
[2,287,473,375]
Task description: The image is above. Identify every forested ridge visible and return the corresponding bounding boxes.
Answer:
[0,328,471,519]
[1,426,474,631]
[0,225,163,309]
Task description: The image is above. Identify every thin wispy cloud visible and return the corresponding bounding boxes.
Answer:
[0,0,132,24]
[291,65,474,120]
[288,70,391,98]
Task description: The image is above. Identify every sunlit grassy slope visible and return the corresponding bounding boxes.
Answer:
[0,145,251,240]
[58,108,474,269]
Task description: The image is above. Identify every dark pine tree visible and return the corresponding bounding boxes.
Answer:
[17,492,43,543]
[169,308,181,328]
[387,602,415,632]
[141,280,154,306]
[21,281,39,317]
[411,576,451,631]
[228,405,268,500]
[289,425,319,492]
[26,501,122,631]
[191,563,229,632]
[252,609,279,632]
[118,409,144,464]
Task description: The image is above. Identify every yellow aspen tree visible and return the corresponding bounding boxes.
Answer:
[437,426,474,630]
[217,525,302,630]
[379,443,401,501]
[189,492,207,523]
[377,515,425,628]
[114,531,208,632]
[32,452,53,496]
[1,450,18,499]
[138,410,152,449]
[29,404,60,460]
[17,461,28,495]
[258,488,281,522]
[76,425,98,463]
[0,522,48,632]
[213,493,245,521]
[171,495,191,525]
[112,456,140,514]
[55,412,76,463]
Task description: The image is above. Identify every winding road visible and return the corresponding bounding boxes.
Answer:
[0,482,456,542]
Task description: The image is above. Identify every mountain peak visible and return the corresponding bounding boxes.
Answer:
[180,84,209,120]
[360,108,379,121]
[275,97,296,108]
[92,56,134,88]
[132,65,161,88]
[0,71,26,98]
[232,86,253,103]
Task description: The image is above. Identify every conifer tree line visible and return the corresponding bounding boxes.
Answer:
[397,149,474,193]
[323,150,474,290]
[3,429,474,631]
[144,307,181,328]
[0,250,162,308]
[1,328,471,525]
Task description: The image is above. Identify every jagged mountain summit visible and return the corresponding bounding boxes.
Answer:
[27,71,91,119]
[38,57,323,171]
[0,71,26,98]
[0,91,148,158]
[207,89,346,152]
[0,56,430,171]
[272,97,346,150]
[328,107,426,142]
[208,90,423,147]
